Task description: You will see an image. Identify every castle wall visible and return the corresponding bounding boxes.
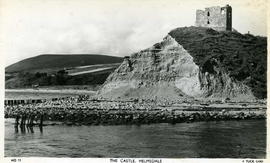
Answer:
[226,6,232,31]
[195,5,232,31]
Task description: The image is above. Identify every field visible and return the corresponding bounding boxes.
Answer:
[5,62,121,89]
[5,54,123,89]
[67,63,120,76]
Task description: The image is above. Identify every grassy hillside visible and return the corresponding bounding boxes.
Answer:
[169,27,267,99]
[6,54,123,73]
[5,69,115,89]
[5,54,123,88]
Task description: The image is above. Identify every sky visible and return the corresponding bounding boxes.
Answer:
[0,0,268,66]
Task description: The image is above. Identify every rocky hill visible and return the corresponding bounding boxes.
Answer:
[98,27,267,101]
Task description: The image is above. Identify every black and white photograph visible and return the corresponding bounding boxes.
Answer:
[1,0,268,162]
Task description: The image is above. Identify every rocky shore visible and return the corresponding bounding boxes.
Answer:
[4,97,266,126]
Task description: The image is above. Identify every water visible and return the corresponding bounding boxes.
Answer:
[5,119,266,158]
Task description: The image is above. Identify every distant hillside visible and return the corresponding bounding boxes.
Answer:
[5,68,117,89]
[5,54,123,88]
[6,54,123,73]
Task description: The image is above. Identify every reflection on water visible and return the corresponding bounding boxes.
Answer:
[14,125,42,134]
[5,119,266,158]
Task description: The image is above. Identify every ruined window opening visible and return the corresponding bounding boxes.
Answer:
[221,9,225,14]
[207,12,210,16]
[207,20,210,24]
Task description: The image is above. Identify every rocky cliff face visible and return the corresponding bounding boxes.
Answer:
[98,27,266,101]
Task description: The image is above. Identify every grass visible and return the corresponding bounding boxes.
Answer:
[5,62,122,88]
[169,26,267,99]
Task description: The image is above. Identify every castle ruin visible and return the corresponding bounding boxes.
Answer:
[195,5,232,31]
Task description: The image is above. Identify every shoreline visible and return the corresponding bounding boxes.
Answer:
[5,118,266,127]
[4,90,266,126]
[5,100,266,126]
[5,89,96,100]
[5,88,96,94]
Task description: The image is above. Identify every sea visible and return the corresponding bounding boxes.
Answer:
[5,119,266,158]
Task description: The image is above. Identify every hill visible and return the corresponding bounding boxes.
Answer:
[5,54,123,88]
[6,54,123,73]
[98,27,267,101]
[169,27,267,99]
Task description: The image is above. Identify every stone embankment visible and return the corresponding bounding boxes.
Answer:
[4,97,266,126]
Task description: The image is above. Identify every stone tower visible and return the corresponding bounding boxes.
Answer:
[195,4,232,31]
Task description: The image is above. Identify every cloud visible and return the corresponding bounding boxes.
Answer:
[1,0,267,66]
